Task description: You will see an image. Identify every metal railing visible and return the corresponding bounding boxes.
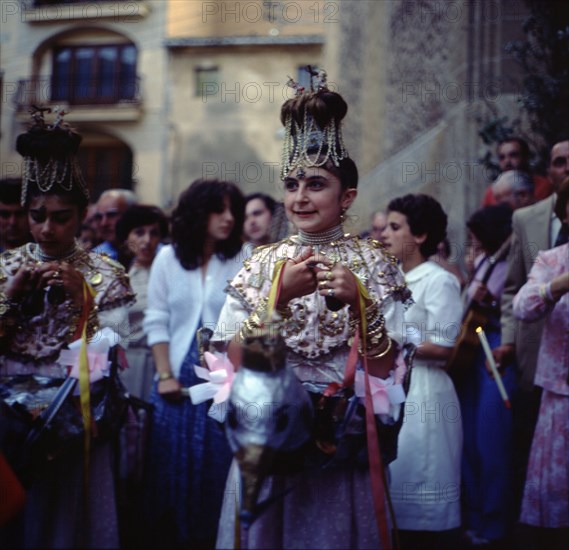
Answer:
[14,75,142,110]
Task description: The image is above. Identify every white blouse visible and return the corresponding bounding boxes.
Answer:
[403,261,463,365]
[143,245,243,378]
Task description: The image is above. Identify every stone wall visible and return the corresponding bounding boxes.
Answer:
[325,0,531,263]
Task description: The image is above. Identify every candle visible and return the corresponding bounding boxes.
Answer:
[476,326,511,408]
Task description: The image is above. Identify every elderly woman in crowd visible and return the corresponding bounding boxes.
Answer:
[115,204,169,400]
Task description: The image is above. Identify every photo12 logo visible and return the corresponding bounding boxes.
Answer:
[200,79,339,104]
[2,1,141,24]
[201,1,339,24]
[401,81,502,104]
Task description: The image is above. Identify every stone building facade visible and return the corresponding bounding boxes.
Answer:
[1,0,535,249]
[324,0,531,252]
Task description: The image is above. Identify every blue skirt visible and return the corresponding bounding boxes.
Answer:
[145,338,232,547]
[459,326,518,540]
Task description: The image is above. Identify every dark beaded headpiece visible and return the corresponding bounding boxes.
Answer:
[16,106,88,205]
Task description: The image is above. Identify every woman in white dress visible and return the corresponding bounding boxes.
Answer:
[382,193,463,549]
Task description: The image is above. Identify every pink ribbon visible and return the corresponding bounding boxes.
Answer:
[57,327,120,384]
[354,370,406,416]
[189,352,235,421]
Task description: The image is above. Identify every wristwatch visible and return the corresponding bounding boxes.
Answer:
[158,371,174,381]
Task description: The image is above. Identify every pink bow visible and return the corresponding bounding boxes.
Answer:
[354,370,391,415]
[354,370,406,416]
[57,328,120,384]
[189,352,235,420]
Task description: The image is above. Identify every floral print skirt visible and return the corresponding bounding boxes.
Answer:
[520,389,569,528]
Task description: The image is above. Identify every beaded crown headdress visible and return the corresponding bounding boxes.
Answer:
[16,106,89,206]
[280,66,349,180]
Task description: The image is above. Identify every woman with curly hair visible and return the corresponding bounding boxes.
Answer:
[382,194,464,549]
[143,179,245,548]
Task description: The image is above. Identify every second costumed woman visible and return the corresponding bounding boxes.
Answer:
[213,70,412,548]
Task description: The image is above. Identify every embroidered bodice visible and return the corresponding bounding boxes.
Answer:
[226,234,411,360]
[0,243,135,364]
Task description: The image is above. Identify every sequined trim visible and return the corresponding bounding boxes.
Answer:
[225,235,411,359]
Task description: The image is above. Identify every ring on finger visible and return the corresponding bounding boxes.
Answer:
[319,280,328,288]
[327,288,335,298]
[325,271,334,281]
[53,270,61,278]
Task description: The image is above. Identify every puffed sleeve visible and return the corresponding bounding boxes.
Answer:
[364,239,412,348]
[213,293,249,343]
[89,254,135,344]
[423,271,463,347]
[513,250,556,322]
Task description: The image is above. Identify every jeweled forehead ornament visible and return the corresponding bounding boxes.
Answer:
[16,106,89,206]
[280,66,349,180]
[295,166,306,179]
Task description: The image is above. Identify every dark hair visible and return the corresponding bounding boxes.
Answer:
[245,193,276,215]
[497,137,530,160]
[554,176,569,223]
[387,194,448,257]
[466,205,513,255]
[171,179,245,269]
[116,204,169,243]
[0,178,23,205]
[330,157,359,190]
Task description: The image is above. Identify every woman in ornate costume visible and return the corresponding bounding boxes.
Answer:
[0,109,134,548]
[214,71,411,549]
[143,179,245,548]
[382,194,463,549]
[514,177,569,549]
[116,204,169,401]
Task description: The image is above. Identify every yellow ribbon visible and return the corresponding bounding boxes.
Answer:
[78,281,96,495]
[266,259,287,317]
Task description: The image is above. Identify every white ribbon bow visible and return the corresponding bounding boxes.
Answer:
[57,327,121,388]
[189,351,235,422]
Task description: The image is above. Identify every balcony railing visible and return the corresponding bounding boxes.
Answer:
[14,75,142,111]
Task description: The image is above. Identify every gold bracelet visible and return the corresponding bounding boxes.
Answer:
[158,371,174,381]
[275,303,292,320]
[366,336,392,359]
